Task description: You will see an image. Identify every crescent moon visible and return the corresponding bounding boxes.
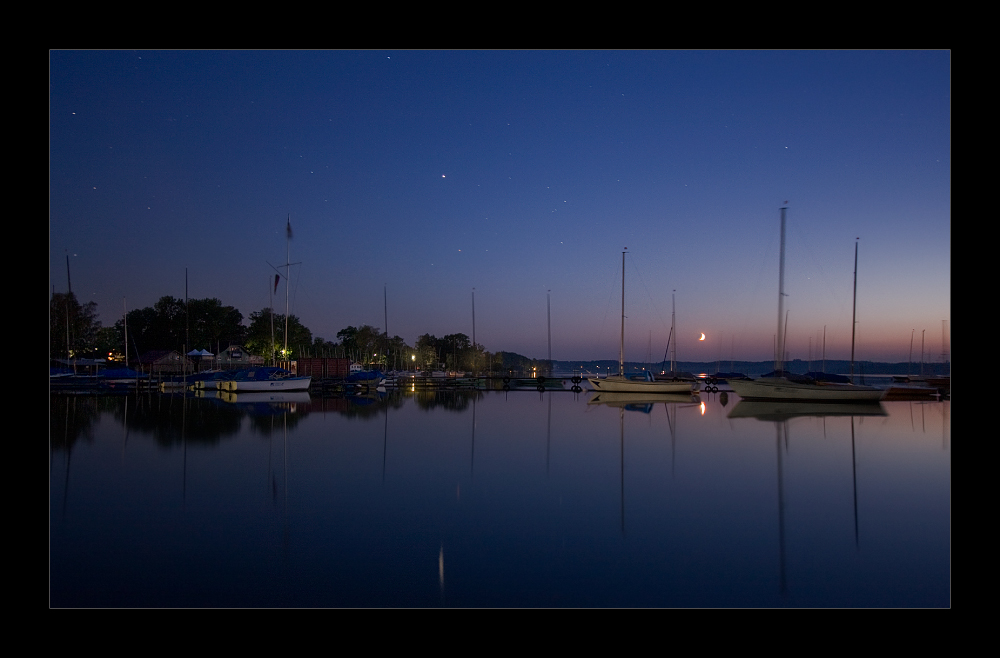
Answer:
[699,333,706,341]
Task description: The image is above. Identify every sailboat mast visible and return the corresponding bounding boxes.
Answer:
[472,288,476,373]
[783,310,790,366]
[620,249,626,378]
[671,290,676,373]
[547,290,552,365]
[850,238,859,384]
[185,267,189,378]
[776,206,787,373]
[941,319,947,375]
[269,276,275,366]
[284,215,291,362]
[908,329,914,377]
[921,329,925,376]
[66,253,73,366]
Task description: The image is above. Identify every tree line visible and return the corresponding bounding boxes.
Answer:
[50,293,546,375]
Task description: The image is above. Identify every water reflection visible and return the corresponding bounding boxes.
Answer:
[50,389,950,607]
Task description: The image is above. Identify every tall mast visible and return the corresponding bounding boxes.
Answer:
[471,288,476,373]
[941,319,947,375]
[185,267,189,378]
[908,329,914,377]
[776,207,787,373]
[620,249,626,378]
[921,329,925,376]
[384,283,388,369]
[850,238,859,384]
[284,215,291,362]
[66,253,73,365]
[269,275,275,366]
[671,290,676,373]
[783,310,790,367]
[547,289,552,365]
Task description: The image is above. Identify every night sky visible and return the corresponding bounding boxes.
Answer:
[49,50,950,364]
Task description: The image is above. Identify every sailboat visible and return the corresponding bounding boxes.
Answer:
[655,291,700,388]
[223,216,311,392]
[727,208,884,402]
[588,250,695,394]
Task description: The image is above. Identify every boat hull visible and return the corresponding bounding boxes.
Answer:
[587,376,694,394]
[727,377,884,402]
[223,376,312,392]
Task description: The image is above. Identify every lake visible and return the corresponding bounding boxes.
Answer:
[50,385,950,607]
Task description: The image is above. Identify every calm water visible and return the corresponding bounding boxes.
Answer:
[50,387,950,607]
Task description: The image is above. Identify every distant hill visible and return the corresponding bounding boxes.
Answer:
[550,358,951,377]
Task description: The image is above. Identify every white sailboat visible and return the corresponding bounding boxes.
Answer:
[728,207,884,402]
[588,250,695,394]
[221,216,311,393]
[654,291,700,389]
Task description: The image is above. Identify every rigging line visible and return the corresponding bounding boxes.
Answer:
[627,253,671,333]
[591,256,622,358]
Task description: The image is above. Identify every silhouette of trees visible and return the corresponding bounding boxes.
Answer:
[112,296,245,361]
[50,292,100,359]
[246,308,312,361]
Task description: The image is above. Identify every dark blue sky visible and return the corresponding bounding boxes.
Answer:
[50,50,950,363]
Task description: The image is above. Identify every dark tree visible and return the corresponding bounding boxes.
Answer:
[246,308,312,361]
[50,292,101,360]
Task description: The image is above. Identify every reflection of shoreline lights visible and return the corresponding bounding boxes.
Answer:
[50,389,950,607]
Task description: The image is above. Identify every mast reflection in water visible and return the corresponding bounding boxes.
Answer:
[50,388,950,607]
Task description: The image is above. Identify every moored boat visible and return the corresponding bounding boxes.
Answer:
[193,370,240,389]
[346,369,385,389]
[587,250,697,395]
[589,370,695,393]
[222,367,311,391]
[727,208,884,403]
[728,373,885,401]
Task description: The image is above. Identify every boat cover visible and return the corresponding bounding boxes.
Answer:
[231,367,295,381]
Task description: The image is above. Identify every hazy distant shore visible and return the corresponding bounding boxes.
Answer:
[548,358,951,377]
